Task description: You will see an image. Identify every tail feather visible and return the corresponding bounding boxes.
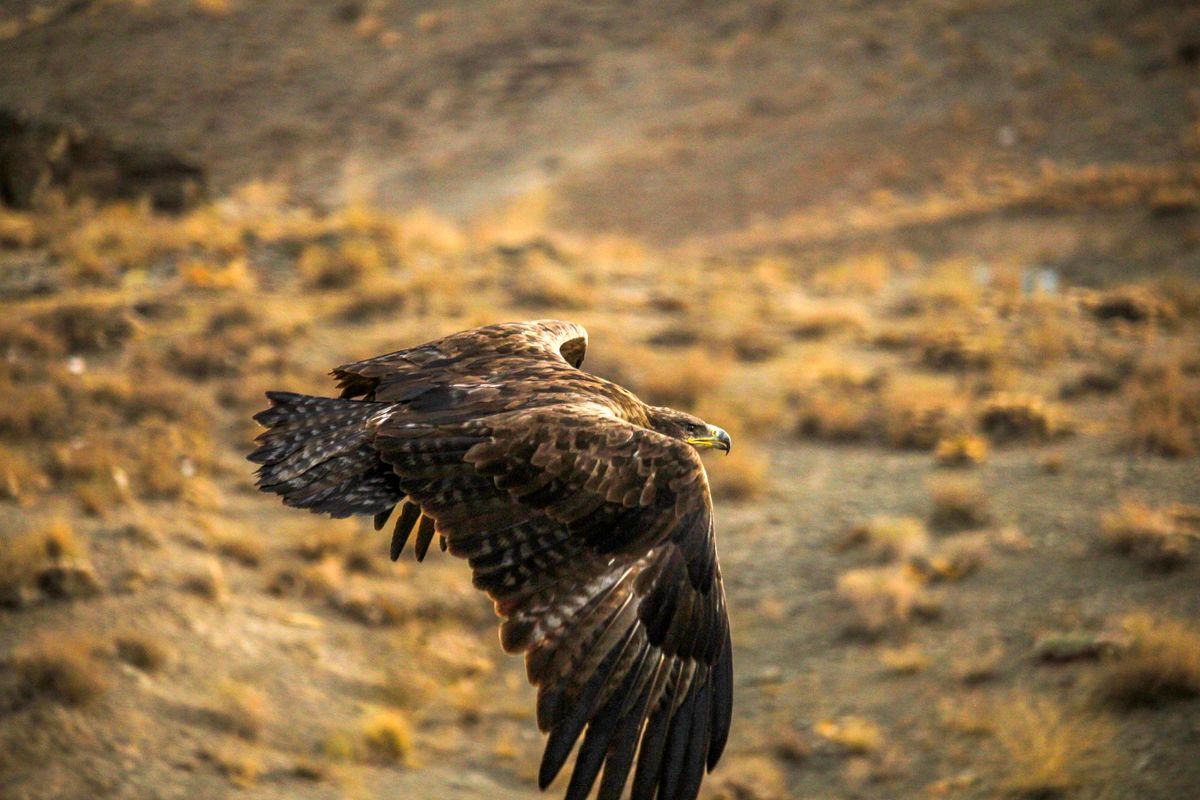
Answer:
[249,392,404,518]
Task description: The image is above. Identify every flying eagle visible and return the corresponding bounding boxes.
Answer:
[249,320,733,800]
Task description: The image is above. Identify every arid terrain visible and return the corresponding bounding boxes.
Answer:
[1,1,1199,799]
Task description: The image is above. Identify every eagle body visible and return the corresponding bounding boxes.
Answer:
[249,320,733,800]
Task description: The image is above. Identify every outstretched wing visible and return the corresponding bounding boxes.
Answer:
[374,404,732,800]
[331,319,589,403]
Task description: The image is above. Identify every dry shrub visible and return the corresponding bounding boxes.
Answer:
[928,476,990,530]
[811,251,889,296]
[636,349,727,410]
[0,520,84,603]
[879,644,928,674]
[788,307,866,340]
[926,533,989,581]
[216,681,270,740]
[836,566,933,634]
[815,715,883,755]
[919,328,1000,372]
[34,302,139,354]
[1096,613,1200,709]
[213,533,264,568]
[708,448,770,502]
[508,259,593,310]
[114,633,173,673]
[1087,286,1174,324]
[1125,360,1200,457]
[704,754,788,800]
[204,744,262,788]
[299,238,387,289]
[841,516,930,563]
[9,633,108,706]
[906,258,980,312]
[979,393,1070,442]
[182,558,227,603]
[728,323,785,363]
[1100,501,1192,568]
[992,696,1113,797]
[268,556,345,600]
[934,433,988,467]
[0,446,50,504]
[362,710,414,763]
[880,382,963,450]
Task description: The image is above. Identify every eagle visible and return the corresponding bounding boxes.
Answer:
[248,320,733,800]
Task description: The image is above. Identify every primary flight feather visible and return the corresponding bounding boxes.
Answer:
[248,320,733,800]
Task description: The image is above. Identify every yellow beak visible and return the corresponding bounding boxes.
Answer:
[687,425,732,455]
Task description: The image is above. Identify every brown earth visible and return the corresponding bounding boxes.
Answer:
[1,2,1199,800]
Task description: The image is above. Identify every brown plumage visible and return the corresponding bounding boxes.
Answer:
[249,320,733,800]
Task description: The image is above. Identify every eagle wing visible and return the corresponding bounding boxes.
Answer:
[374,403,731,800]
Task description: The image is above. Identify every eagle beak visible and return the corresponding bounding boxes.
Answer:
[688,425,732,455]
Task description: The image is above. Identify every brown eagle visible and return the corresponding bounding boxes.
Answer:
[249,320,733,800]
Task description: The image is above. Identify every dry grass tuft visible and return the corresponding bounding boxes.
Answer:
[181,558,227,603]
[836,566,933,634]
[212,533,265,568]
[9,632,108,706]
[0,519,88,604]
[704,754,788,800]
[979,393,1070,442]
[879,644,929,675]
[926,533,989,581]
[215,681,270,740]
[362,710,414,764]
[928,476,990,531]
[1100,501,1192,568]
[841,516,929,563]
[815,715,883,755]
[114,633,173,673]
[0,445,50,504]
[707,448,770,502]
[934,433,988,467]
[1124,360,1200,457]
[1096,613,1200,709]
[992,696,1114,797]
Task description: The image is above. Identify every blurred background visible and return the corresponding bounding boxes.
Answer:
[1,1,1198,798]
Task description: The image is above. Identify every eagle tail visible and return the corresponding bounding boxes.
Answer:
[248,391,403,520]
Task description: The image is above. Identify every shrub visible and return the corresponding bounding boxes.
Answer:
[1100,501,1191,568]
[1096,613,1200,709]
[979,393,1070,442]
[10,633,108,706]
[362,710,413,763]
[992,696,1114,797]
[928,476,990,530]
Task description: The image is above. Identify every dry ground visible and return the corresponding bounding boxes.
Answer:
[1,2,1199,800]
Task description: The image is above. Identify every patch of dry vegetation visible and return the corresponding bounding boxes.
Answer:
[8,632,108,707]
[215,681,270,740]
[1096,613,1200,709]
[978,393,1070,443]
[928,476,990,531]
[1101,501,1194,568]
[1124,358,1200,457]
[992,696,1114,798]
[836,566,934,635]
[114,633,173,673]
[361,710,414,764]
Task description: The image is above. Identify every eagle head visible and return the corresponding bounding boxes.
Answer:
[648,407,732,455]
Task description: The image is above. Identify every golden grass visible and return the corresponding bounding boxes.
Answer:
[815,715,883,755]
[0,519,83,601]
[927,476,990,530]
[879,644,929,675]
[992,696,1114,797]
[841,516,930,563]
[10,632,108,706]
[1101,501,1192,568]
[215,681,270,740]
[114,633,173,673]
[1096,613,1200,709]
[704,754,788,800]
[362,710,414,764]
[0,444,49,505]
[978,393,1070,442]
[1125,359,1200,457]
[707,448,771,502]
[934,433,988,467]
[836,566,933,634]
[181,558,227,603]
